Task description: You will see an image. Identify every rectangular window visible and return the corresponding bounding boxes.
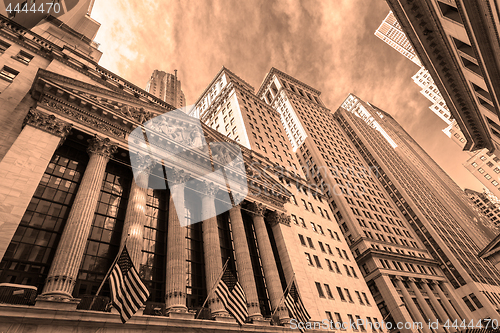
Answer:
[314,255,322,268]
[462,296,476,311]
[291,214,298,225]
[337,287,346,301]
[307,237,315,248]
[298,234,306,246]
[324,284,334,298]
[345,289,353,302]
[315,282,325,297]
[305,253,314,266]
[469,293,483,309]
[362,292,371,306]
[15,50,34,65]
[0,66,19,82]
[0,40,11,54]
[310,222,317,232]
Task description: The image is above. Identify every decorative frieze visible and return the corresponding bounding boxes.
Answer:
[40,97,127,139]
[23,108,72,139]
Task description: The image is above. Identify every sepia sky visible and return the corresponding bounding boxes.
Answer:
[90,0,483,192]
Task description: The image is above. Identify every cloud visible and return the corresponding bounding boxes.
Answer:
[90,0,483,191]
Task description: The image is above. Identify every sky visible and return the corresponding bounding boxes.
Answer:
[90,0,484,192]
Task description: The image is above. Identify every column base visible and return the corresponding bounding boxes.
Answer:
[279,317,291,325]
[214,314,237,323]
[252,316,271,325]
[34,295,80,310]
[166,309,195,320]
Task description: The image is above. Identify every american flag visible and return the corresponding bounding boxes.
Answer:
[109,245,150,323]
[285,281,311,332]
[214,268,248,325]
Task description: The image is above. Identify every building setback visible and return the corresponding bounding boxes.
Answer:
[335,94,500,322]
[386,0,500,154]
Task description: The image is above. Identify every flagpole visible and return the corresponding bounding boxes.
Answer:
[195,257,230,319]
[271,273,296,320]
[90,234,130,309]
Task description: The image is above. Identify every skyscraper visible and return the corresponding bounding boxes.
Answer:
[257,68,489,330]
[145,69,185,108]
[465,188,500,227]
[335,94,500,320]
[386,0,500,153]
[190,67,385,329]
[375,11,422,67]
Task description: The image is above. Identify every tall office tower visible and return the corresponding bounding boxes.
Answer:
[335,94,500,321]
[375,11,422,67]
[257,68,480,332]
[190,67,385,330]
[381,9,500,205]
[386,0,500,154]
[412,67,452,125]
[350,97,499,247]
[465,188,500,227]
[145,69,185,108]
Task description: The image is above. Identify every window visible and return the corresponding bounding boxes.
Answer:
[301,199,308,210]
[0,66,19,82]
[334,313,344,329]
[462,296,476,312]
[0,40,11,54]
[307,237,315,248]
[362,292,371,306]
[299,217,306,227]
[324,284,334,298]
[15,50,34,65]
[356,315,365,331]
[326,259,333,271]
[291,214,298,225]
[469,293,483,309]
[305,252,314,266]
[344,289,353,302]
[318,241,326,253]
[344,264,352,276]
[315,282,325,297]
[290,195,297,205]
[314,255,322,268]
[310,222,317,232]
[298,234,306,246]
[326,311,333,322]
[337,287,346,301]
[308,202,315,212]
[355,291,364,305]
[347,314,356,330]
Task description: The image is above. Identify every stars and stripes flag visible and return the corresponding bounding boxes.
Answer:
[109,245,150,323]
[285,281,311,332]
[214,268,248,325]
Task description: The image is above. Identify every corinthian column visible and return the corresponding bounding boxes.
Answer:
[199,181,228,318]
[165,169,190,314]
[408,278,444,333]
[120,152,154,269]
[249,202,289,324]
[42,136,117,298]
[421,280,452,328]
[394,277,431,333]
[228,201,263,320]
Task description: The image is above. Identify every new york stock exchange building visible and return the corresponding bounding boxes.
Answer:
[0,8,379,333]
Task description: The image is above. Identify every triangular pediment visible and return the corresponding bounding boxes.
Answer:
[30,69,290,210]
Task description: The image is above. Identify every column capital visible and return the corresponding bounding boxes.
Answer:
[231,193,246,206]
[198,180,220,198]
[420,279,429,284]
[23,108,72,139]
[87,136,118,158]
[269,211,291,227]
[407,277,417,283]
[167,168,191,185]
[130,151,155,175]
[249,202,266,216]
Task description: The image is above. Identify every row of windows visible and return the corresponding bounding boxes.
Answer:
[324,312,381,332]
[0,40,34,84]
[305,251,357,277]
[380,258,438,275]
[299,235,349,260]
[314,281,371,307]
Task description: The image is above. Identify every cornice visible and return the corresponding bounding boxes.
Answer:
[386,0,493,152]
